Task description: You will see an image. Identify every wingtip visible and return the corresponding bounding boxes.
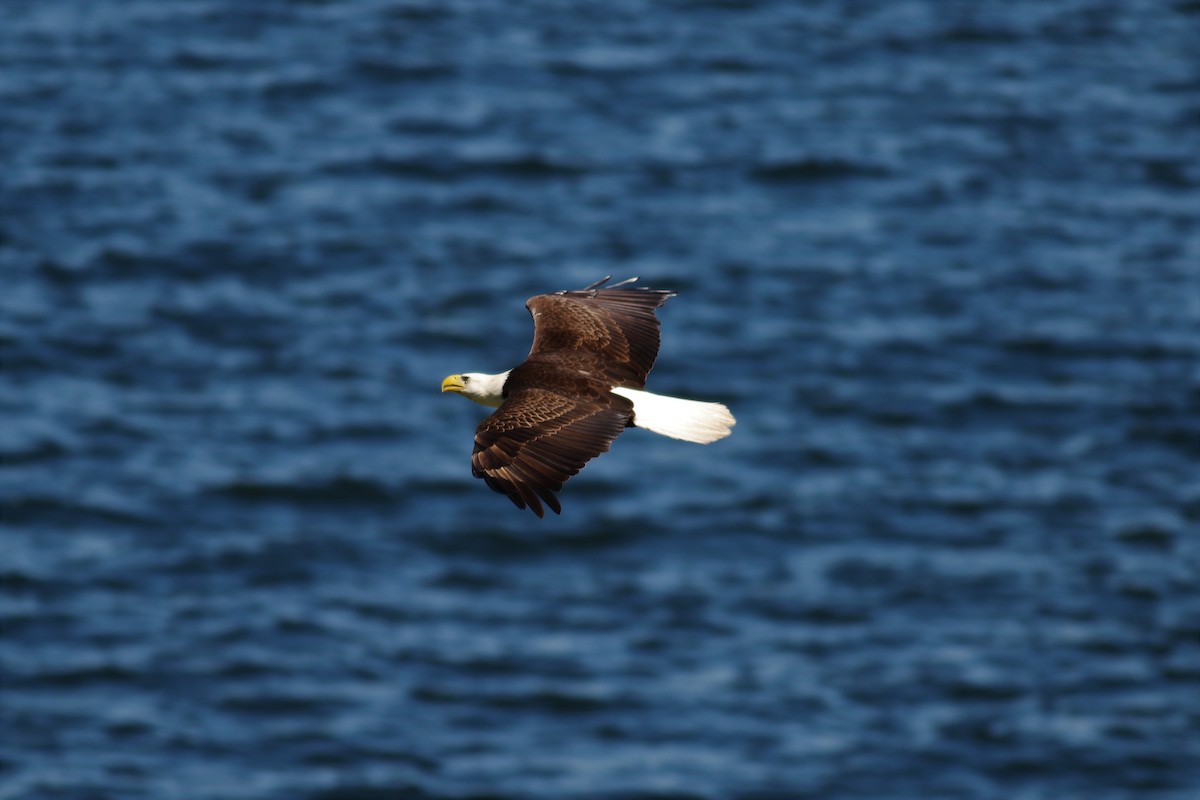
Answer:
[580,275,613,291]
[577,276,644,293]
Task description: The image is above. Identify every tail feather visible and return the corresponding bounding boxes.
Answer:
[611,387,735,444]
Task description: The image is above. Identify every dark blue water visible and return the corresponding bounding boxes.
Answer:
[3,1,1199,798]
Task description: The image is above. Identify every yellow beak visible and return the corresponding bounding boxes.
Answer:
[441,374,466,393]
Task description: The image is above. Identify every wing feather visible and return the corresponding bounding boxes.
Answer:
[524,278,674,389]
[471,388,633,517]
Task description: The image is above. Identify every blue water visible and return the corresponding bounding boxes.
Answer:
[3,1,1199,798]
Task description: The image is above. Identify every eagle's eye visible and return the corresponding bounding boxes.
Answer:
[462,376,470,383]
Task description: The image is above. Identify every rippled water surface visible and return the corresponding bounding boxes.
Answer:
[3,1,1199,798]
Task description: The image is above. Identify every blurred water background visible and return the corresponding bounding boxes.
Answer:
[3,1,1199,798]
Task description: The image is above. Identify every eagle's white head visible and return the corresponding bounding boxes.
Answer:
[441,371,509,408]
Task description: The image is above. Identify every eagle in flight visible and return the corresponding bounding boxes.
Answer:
[441,277,735,517]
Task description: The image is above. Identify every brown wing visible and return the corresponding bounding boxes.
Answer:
[525,277,674,389]
[471,387,633,517]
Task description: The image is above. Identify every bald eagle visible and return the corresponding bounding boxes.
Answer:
[441,276,735,517]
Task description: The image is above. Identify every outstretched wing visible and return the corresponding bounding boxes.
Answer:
[525,276,674,389]
[471,388,633,517]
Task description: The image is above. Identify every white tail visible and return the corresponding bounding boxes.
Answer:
[611,387,735,444]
